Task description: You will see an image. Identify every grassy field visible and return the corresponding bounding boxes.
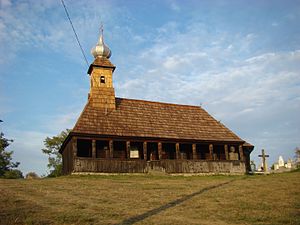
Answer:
[1,171,299,225]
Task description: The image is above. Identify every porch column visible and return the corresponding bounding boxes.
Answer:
[72,137,77,158]
[109,140,113,159]
[209,144,213,160]
[92,140,96,158]
[192,144,197,160]
[239,145,244,161]
[176,143,180,159]
[224,144,229,160]
[126,141,130,159]
[158,142,162,160]
[143,142,147,161]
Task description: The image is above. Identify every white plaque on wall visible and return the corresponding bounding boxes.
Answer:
[130,150,139,158]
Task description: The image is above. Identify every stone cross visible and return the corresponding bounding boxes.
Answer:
[258,149,269,172]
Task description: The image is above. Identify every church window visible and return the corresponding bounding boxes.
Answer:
[100,76,105,84]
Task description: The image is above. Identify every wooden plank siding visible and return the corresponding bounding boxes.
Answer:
[72,158,246,174]
[62,138,74,175]
[73,158,147,173]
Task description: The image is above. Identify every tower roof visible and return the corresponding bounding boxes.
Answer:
[88,26,115,75]
[91,26,111,59]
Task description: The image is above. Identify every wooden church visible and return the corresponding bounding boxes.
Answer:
[60,30,254,175]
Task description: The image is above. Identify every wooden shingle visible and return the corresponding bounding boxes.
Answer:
[72,97,244,142]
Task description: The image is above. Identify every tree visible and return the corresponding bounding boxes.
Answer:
[42,129,70,177]
[3,169,23,179]
[0,132,20,177]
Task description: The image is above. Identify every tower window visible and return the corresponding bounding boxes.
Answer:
[100,76,105,84]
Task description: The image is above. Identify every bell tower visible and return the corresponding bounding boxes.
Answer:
[87,27,116,110]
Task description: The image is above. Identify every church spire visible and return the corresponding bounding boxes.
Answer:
[88,25,116,111]
[91,25,112,59]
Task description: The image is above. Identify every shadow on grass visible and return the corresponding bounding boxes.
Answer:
[117,180,235,225]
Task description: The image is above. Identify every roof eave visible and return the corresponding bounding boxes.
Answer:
[69,132,245,145]
[59,132,74,154]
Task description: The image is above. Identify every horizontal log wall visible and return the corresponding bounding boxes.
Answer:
[73,158,246,174]
[74,158,147,173]
[62,140,74,175]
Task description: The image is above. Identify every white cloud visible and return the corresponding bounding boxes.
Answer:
[168,0,180,12]
[117,20,300,165]
[6,130,49,176]
[0,0,11,7]
[0,0,127,66]
[43,110,81,134]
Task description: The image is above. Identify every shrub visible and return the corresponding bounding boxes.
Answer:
[25,172,40,179]
[3,169,23,179]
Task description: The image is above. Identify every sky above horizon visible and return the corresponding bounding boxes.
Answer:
[0,0,300,175]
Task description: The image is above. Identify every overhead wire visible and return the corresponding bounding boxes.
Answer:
[61,0,89,67]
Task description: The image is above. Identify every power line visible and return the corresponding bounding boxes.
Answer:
[61,0,89,67]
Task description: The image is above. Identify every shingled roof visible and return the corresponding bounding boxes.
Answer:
[72,97,244,143]
[87,57,115,74]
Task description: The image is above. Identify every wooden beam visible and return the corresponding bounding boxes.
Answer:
[92,140,96,158]
[158,142,162,160]
[209,144,213,160]
[239,145,244,161]
[176,143,180,159]
[72,137,77,158]
[143,142,147,161]
[224,144,229,160]
[192,144,197,160]
[126,141,130,159]
[109,140,113,159]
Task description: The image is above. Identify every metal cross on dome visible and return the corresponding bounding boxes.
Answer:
[100,23,104,36]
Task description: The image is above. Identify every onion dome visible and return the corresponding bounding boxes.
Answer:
[91,28,111,59]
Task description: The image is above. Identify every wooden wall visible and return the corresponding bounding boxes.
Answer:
[73,158,146,173]
[72,158,246,174]
[62,139,74,175]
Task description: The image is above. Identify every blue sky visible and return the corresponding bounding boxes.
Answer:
[0,0,299,175]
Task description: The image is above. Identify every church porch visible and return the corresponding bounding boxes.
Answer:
[63,136,248,175]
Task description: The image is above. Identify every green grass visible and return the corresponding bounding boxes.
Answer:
[0,171,299,225]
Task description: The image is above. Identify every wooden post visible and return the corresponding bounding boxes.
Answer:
[224,144,229,160]
[239,145,244,161]
[72,137,77,158]
[192,144,197,160]
[209,144,213,160]
[92,140,96,158]
[126,141,130,159]
[143,142,147,161]
[158,142,162,160]
[109,140,113,159]
[176,143,180,159]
